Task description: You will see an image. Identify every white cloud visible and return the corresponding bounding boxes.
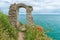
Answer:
[33,7,42,11]
[0,0,60,14]
[0,0,12,3]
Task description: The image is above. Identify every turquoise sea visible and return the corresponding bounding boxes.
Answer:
[18,14,60,40]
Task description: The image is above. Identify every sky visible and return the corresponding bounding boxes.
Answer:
[0,0,60,14]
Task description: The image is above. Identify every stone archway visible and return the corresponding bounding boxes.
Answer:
[8,3,33,27]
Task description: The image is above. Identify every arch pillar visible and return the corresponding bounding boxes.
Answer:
[26,6,33,26]
[8,3,18,27]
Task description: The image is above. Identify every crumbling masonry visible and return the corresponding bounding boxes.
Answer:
[8,3,33,27]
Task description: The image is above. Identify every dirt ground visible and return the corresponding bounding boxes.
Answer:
[18,32,24,40]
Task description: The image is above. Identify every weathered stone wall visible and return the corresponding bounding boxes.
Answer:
[26,6,33,25]
[8,3,33,27]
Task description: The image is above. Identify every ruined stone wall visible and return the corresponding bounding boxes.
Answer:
[8,3,33,27]
[26,6,33,25]
[8,3,18,27]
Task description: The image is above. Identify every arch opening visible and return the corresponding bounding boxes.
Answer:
[18,8,26,24]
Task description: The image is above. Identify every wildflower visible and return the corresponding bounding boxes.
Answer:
[37,26,43,32]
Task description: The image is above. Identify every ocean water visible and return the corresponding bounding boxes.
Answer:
[18,14,60,40]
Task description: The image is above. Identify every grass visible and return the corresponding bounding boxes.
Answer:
[24,25,52,40]
[0,12,18,40]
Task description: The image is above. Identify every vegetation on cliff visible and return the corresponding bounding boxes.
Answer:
[24,25,52,40]
[0,11,52,40]
[0,12,18,40]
